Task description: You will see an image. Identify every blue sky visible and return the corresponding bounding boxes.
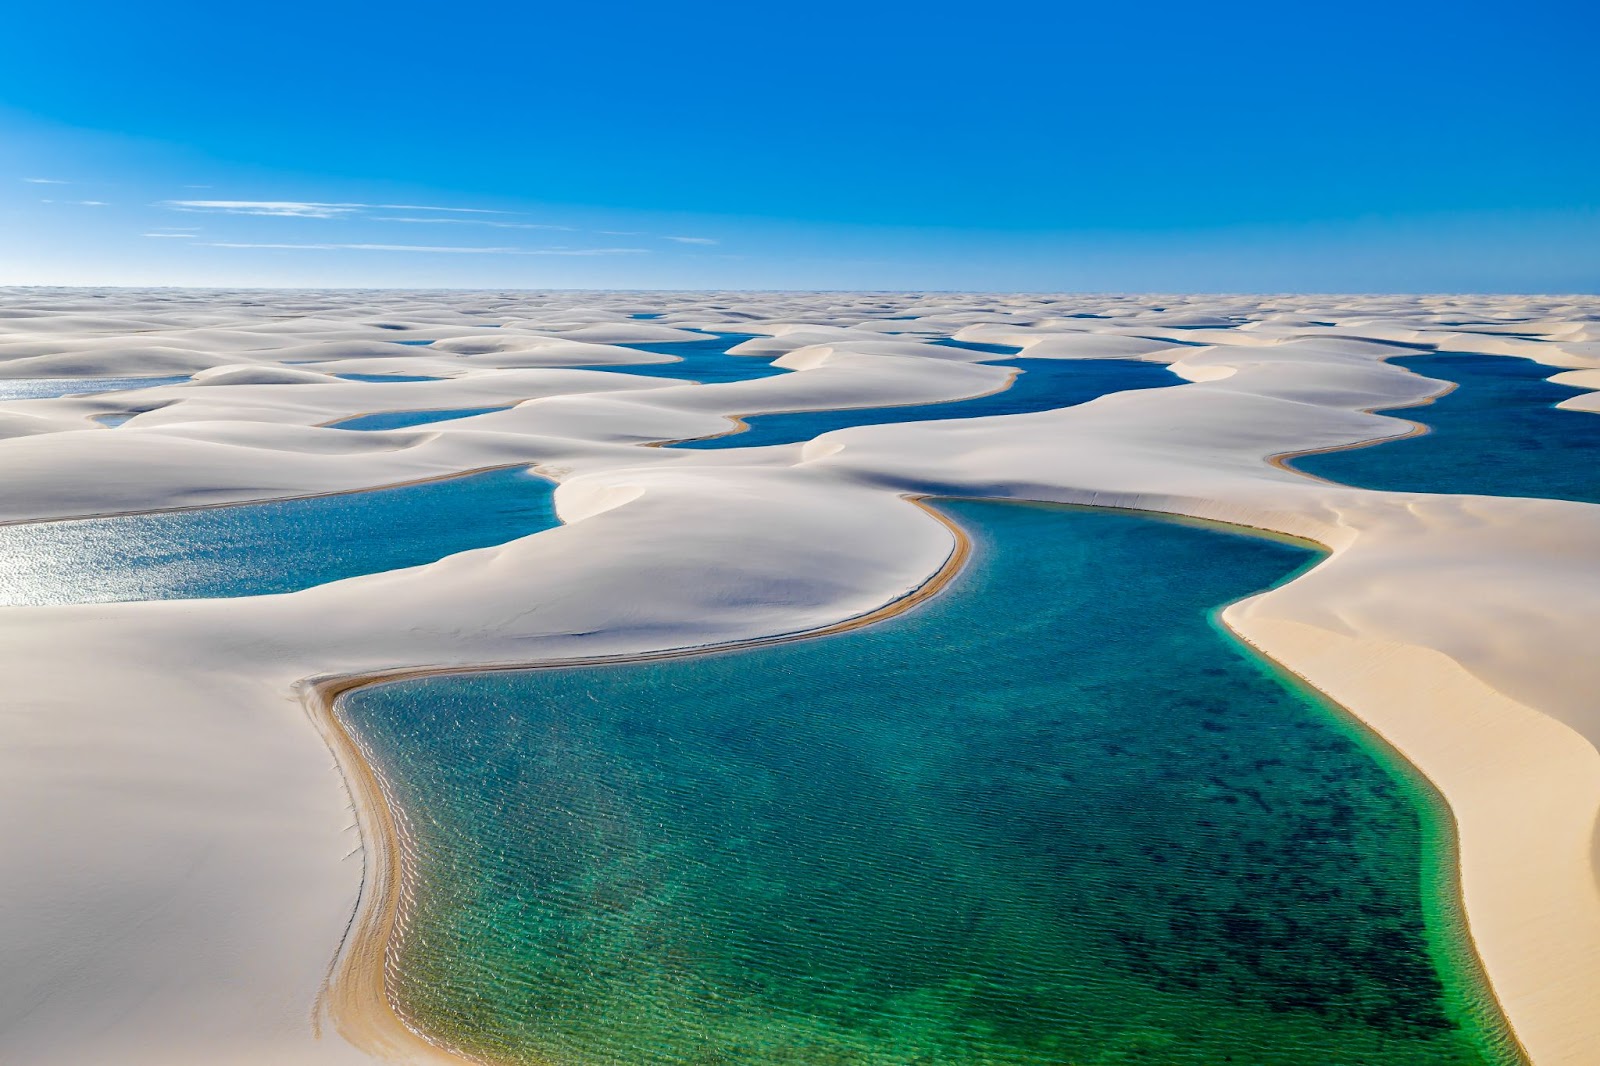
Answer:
[1,0,1594,291]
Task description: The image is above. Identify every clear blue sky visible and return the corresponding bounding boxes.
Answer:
[1,0,1594,291]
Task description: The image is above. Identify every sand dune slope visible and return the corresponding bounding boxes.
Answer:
[0,290,1597,1065]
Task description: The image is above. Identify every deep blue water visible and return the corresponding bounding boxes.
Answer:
[932,338,1024,356]
[330,406,508,431]
[580,332,788,385]
[671,358,1179,449]
[340,500,1513,1065]
[0,466,558,605]
[0,375,190,401]
[1293,353,1600,505]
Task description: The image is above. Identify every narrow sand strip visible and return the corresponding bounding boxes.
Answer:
[303,497,972,1065]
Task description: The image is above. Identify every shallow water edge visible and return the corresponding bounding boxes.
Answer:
[308,497,1522,1066]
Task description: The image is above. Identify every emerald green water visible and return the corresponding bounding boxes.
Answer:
[339,501,1517,1066]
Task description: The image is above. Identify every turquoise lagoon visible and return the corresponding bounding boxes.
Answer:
[338,501,1516,1066]
[330,406,509,431]
[1293,353,1600,505]
[0,466,557,606]
[586,332,788,385]
[326,335,783,428]
[670,359,1178,450]
[319,338,1173,445]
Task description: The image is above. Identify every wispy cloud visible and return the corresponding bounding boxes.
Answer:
[371,216,575,231]
[379,204,504,214]
[201,242,649,255]
[665,235,718,245]
[162,200,510,218]
[142,232,197,238]
[165,200,363,218]
[41,199,109,206]
[23,177,68,184]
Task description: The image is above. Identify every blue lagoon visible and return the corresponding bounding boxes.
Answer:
[1292,353,1600,505]
[670,359,1179,449]
[0,466,559,605]
[336,500,1516,1066]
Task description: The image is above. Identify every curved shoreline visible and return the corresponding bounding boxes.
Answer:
[304,489,1531,1066]
[646,366,1024,449]
[0,461,544,528]
[1264,362,1456,478]
[295,320,1576,1066]
[1215,614,1529,1065]
[303,495,973,1066]
[1252,354,1591,1065]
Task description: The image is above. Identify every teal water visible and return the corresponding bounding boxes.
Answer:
[0,374,190,400]
[337,372,446,383]
[339,501,1515,1066]
[330,406,508,431]
[671,358,1178,449]
[1293,353,1600,505]
[581,332,788,385]
[0,466,557,605]
[933,338,1024,356]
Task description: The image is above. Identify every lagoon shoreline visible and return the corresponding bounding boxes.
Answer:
[303,496,973,1066]
[308,492,1540,1066]
[5,292,1599,1066]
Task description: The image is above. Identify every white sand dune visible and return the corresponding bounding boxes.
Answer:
[0,290,1597,1065]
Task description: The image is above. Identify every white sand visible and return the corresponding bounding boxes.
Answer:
[0,290,1597,1065]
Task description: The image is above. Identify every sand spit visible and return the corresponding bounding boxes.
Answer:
[0,290,1598,1065]
[303,496,971,1066]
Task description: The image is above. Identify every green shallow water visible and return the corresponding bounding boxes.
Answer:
[339,501,1518,1066]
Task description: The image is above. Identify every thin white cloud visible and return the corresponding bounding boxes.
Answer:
[540,246,652,254]
[40,199,109,206]
[162,200,510,219]
[164,200,363,218]
[201,242,649,255]
[142,232,197,238]
[665,236,718,245]
[24,177,68,184]
[379,204,505,214]
[371,216,575,231]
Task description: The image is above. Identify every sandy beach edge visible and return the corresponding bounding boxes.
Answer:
[1217,613,1537,1065]
[301,495,972,1065]
[1251,353,1600,1063]
[646,366,1024,449]
[303,484,1586,1065]
[0,461,544,528]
